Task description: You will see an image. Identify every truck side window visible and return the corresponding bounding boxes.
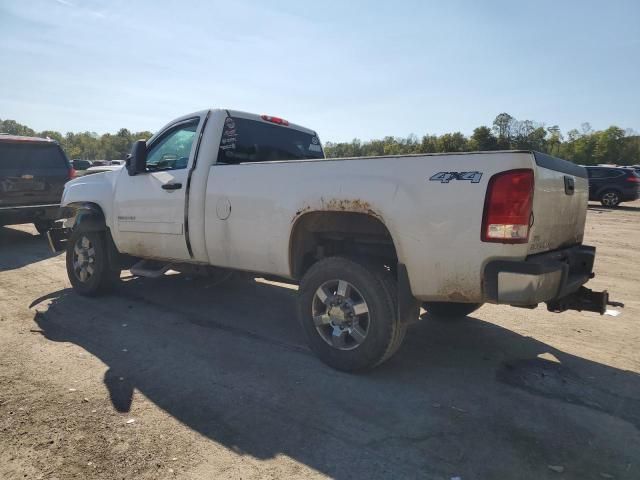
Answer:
[146,119,199,171]
[216,116,324,164]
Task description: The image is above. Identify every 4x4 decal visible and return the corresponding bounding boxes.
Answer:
[429,171,483,184]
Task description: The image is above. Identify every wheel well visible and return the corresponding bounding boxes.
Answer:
[65,202,134,269]
[289,212,398,279]
[599,187,623,195]
[64,202,107,232]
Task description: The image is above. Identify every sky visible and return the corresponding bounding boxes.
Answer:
[0,0,639,142]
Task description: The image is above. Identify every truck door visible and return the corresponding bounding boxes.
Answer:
[112,118,200,261]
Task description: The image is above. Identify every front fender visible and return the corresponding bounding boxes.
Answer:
[61,171,118,230]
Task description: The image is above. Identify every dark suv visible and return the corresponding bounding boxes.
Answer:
[0,135,74,234]
[585,166,640,207]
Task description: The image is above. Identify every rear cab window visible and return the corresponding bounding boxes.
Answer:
[0,142,68,171]
[216,116,324,164]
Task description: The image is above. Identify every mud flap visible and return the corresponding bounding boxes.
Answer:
[546,286,624,315]
[46,225,70,253]
[397,263,420,324]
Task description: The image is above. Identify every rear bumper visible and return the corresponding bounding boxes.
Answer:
[484,245,595,306]
[0,203,60,226]
[622,189,640,201]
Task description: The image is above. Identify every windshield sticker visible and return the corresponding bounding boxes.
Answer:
[309,144,322,152]
[311,136,319,145]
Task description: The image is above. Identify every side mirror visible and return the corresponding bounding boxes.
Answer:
[126,140,147,176]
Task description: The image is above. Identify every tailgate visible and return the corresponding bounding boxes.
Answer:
[0,142,68,207]
[527,152,588,254]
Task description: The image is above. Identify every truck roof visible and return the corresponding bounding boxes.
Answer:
[224,109,317,136]
[164,108,316,134]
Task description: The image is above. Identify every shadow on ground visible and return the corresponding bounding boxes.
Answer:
[0,225,57,271]
[32,272,640,479]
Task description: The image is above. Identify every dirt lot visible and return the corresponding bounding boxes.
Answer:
[0,201,639,480]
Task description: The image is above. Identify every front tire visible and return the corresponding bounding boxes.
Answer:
[66,230,120,296]
[423,302,483,319]
[297,257,406,372]
[600,190,621,208]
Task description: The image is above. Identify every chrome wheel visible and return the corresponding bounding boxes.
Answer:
[312,279,370,350]
[602,191,620,207]
[72,235,96,283]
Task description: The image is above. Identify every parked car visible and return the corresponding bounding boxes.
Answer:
[585,166,640,207]
[83,164,124,176]
[0,134,75,234]
[47,109,616,371]
[72,159,93,170]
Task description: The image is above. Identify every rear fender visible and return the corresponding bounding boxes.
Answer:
[596,186,623,197]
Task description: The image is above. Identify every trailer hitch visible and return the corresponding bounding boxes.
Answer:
[546,287,624,315]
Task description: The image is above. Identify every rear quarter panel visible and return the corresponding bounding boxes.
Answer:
[527,166,588,254]
[203,152,537,302]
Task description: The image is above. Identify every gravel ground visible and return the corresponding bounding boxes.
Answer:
[0,200,638,480]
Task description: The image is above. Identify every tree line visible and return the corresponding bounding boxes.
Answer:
[1,113,638,165]
[324,113,639,166]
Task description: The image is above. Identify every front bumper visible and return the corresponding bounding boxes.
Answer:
[484,245,596,306]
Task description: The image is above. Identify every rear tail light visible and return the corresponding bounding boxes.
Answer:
[261,115,289,126]
[625,175,640,183]
[481,169,534,243]
[69,166,77,179]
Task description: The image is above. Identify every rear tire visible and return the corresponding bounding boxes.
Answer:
[423,302,483,319]
[34,220,54,235]
[297,257,406,372]
[66,230,120,296]
[600,190,621,208]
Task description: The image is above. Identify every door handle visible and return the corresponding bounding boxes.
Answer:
[564,176,575,195]
[161,182,182,190]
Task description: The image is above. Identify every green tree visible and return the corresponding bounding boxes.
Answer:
[437,132,467,152]
[469,126,498,151]
[0,119,35,136]
[492,113,513,149]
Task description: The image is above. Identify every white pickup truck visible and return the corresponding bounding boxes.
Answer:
[47,109,618,371]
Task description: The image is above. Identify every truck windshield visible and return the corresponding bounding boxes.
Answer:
[217,117,324,164]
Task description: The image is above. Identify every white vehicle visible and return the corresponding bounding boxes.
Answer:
[47,109,618,371]
[83,164,124,175]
